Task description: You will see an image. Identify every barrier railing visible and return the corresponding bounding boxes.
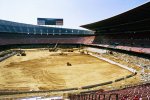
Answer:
[0,51,16,62]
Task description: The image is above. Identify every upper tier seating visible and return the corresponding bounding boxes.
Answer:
[0,19,94,35]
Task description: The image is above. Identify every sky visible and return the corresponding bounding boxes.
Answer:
[0,0,149,29]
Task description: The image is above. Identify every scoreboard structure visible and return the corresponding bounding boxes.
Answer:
[37,18,63,26]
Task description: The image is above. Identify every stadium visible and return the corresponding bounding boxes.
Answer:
[0,1,150,100]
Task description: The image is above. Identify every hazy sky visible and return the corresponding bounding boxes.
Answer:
[0,0,149,29]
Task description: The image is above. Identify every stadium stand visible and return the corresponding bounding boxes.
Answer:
[0,19,95,46]
[0,2,149,100]
[0,19,94,35]
[82,2,150,55]
[67,2,150,100]
[69,83,150,100]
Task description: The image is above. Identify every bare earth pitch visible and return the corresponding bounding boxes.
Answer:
[0,50,132,91]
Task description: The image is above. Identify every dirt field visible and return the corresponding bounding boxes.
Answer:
[0,49,132,91]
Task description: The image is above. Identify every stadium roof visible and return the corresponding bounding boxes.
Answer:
[81,2,150,34]
[0,19,94,35]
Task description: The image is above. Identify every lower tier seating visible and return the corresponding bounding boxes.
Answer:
[69,83,150,100]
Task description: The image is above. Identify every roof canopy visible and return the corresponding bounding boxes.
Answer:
[0,19,94,35]
[81,2,150,34]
